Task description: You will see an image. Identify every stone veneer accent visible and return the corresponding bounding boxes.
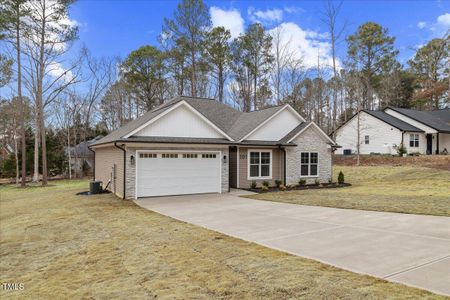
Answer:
[286,126,332,184]
[124,146,229,199]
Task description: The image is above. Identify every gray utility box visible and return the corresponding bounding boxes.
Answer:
[90,181,102,194]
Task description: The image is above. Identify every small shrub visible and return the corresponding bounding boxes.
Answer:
[262,180,270,187]
[261,185,269,192]
[298,179,306,186]
[279,184,286,191]
[275,179,282,188]
[314,178,320,185]
[338,171,345,184]
[397,143,407,157]
[328,178,333,184]
[250,181,257,189]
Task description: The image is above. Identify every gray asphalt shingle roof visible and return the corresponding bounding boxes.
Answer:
[363,110,424,132]
[91,96,296,146]
[385,107,450,133]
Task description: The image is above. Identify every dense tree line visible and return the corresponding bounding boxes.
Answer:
[0,0,449,182]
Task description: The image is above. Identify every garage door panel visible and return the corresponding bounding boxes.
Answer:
[137,152,221,197]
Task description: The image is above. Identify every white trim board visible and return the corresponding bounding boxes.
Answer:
[124,101,234,141]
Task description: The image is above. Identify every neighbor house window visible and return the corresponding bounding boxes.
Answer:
[300,152,318,177]
[409,134,419,147]
[248,150,271,179]
[365,135,369,144]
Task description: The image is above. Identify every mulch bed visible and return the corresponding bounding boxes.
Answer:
[246,183,351,193]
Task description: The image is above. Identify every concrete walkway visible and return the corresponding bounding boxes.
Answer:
[135,192,450,296]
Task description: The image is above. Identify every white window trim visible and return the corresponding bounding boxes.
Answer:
[299,152,319,178]
[247,149,273,180]
[409,133,419,148]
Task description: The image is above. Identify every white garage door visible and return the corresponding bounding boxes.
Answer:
[136,151,221,197]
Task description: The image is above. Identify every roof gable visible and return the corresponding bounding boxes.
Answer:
[125,101,233,140]
[244,106,304,141]
[91,96,312,146]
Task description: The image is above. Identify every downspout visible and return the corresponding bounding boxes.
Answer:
[114,142,126,200]
[279,145,286,185]
[87,145,95,181]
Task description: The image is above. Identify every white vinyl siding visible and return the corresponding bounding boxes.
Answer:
[134,104,224,139]
[246,108,301,141]
[334,111,403,155]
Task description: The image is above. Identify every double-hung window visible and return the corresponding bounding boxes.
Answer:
[365,135,370,144]
[248,150,271,179]
[409,134,419,147]
[300,152,318,177]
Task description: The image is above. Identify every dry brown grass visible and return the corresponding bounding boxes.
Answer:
[0,180,445,299]
[250,166,450,217]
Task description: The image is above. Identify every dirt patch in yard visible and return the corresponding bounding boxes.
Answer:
[0,180,445,299]
[334,155,450,171]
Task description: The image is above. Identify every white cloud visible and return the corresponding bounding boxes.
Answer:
[210,7,245,38]
[248,7,283,23]
[417,21,427,29]
[268,22,340,70]
[47,61,73,83]
[437,13,450,26]
[284,6,304,14]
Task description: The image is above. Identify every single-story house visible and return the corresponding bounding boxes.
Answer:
[90,96,337,199]
[333,107,450,155]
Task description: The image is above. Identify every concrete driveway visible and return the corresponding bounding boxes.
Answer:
[135,192,450,296]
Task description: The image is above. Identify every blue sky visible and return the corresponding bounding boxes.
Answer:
[69,0,449,68]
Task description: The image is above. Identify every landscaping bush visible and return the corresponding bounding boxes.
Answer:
[338,171,345,184]
[279,184,286,191]
[275,179,282,188]
[298,179,306,186]
[261,185,269,192]
[314,178,320,185]
[251,181,257,189]
[262,180,270,187]
[397,143,407,157]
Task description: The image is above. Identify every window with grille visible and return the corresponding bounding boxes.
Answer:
[300,152,318,177]
[409,134,419,147]
[248,151,271,178]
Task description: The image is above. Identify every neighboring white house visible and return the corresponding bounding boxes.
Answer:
[333,107,450,155]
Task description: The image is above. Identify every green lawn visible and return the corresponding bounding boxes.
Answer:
[0,179,444,299]
[249,166,450,217]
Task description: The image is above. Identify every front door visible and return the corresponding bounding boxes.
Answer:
[426,134,432,155]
